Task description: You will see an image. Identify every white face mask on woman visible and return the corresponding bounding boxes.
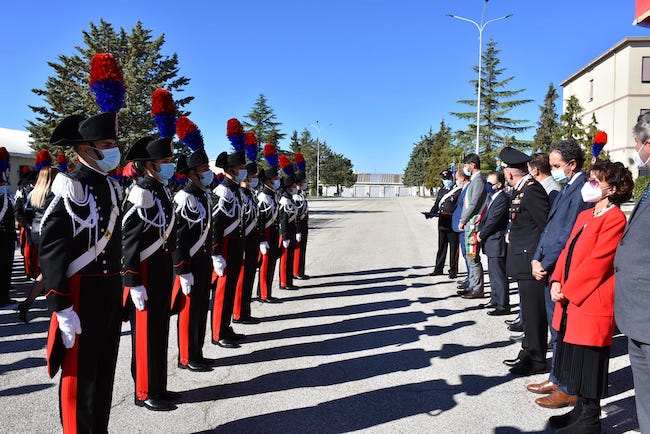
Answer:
[580,179,609,203]
[633,141,650,168]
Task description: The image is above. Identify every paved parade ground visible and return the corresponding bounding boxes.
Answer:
[0,197,640,433]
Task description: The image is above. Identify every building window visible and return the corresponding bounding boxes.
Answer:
[643,57,650,82]
[589,79,594,102]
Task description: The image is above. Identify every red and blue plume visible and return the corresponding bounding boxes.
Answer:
[34,149,52,170]
[226,118,245,152]
[279,154,295,176]
[245,131,258,162]
[89,53,126,113]
[176,116,204,152]
[151,89,177,138]
[263,143,278,168]
[592,131,607,158]
[56,153,68,173]
[0,147,9,176]
[174,172,188,186]
[295,152,306,172]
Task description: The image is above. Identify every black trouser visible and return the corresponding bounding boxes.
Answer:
[235,232,259,320]
[58,274,122,433]
[487,256,508,309]
[295,218,308,277]
[434,228,458,275]
[258,227,279,300]
[518,278,547,368]
[128,251,173,400]
[0,232,16,304]
[212,235,243,342]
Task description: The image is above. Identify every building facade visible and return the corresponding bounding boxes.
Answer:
[561,36,650,176]
[0,128,35,189]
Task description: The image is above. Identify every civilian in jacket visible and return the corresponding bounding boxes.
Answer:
[614,111,650,433]
[528,152,561,207]
[476,171,510,315]
[425,170,461,278]
[452,170,471,292]
[548,160,633,433]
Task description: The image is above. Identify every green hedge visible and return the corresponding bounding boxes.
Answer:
[634,175,650,202]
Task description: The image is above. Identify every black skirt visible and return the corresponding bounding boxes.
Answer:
[553,337,610,399]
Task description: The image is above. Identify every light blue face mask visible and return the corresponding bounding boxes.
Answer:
[90,147,121,172]
[0,185,10,195]
[200,170,214,187]
[551,166,568,184]
[290,187,298,195]
[249,178,259,189]
[156,163,175,181]
[442,179,453,189]
[234,169,248,183]
[271,179,281,190]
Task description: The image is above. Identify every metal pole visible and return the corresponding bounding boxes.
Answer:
[316,121,320,196]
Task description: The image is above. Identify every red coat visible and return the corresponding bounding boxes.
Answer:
[551,207,626,347]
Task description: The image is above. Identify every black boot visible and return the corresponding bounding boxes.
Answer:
[555,397,601,434]
[16,301,29,323]
[549,395,583,429]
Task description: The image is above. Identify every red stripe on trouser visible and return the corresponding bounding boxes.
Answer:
[60,275,81,434]
[233,259,245,320]
[293,240,301,277]
[279,235,289,287]
[212,236,231,341]
[174,275,192,366]
[134,259,149,400]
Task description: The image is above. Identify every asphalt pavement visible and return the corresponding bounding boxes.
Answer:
[0,197,640,433]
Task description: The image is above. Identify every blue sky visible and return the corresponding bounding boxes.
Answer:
[1,1,648,173]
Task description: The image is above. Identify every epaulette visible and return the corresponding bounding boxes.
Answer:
[215,184,235,201]
[127,185,154,209]
[50,172,85,203]
[174,189,196,210]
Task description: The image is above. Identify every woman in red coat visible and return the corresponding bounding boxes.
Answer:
[548,160,634,433]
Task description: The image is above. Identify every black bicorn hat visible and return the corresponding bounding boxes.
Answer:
[499,147,531,168]
[281,174,297,189]
[439,170,452,180]
[176,148,209,174]
[295,172,306,182]
[264,166,279,179]
[245,161,258,175]
[125,136,173,162]
[49,112,119,148]
[215,150,246,169]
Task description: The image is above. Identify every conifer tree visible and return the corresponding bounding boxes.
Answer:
[533,83,560,152]
[559,95,588,145]
[242,94,285,159]
[27,19,192,155]
[451,39,532,165]
[424,120,454,189]
[403,129,434,188]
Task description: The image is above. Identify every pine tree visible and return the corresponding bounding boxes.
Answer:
[242,94,285,159]
[424,120,455,189]
[533,83,560,152]
[559,95,588,145]
[27,19,192,156]
[584,113,600,171]
[451,39,533,166]
[403,129,434,187]
[321,152,355,195]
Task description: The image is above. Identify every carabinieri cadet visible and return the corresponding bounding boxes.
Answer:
[232,131,261,324]
[40,52,125,433]
[210,118,245,349]
[257,143,281,303]
[277,155,299,290]
[170,116,215,372]
[121,89,179,411]
[15,157,40,281]
[0,147,15,307]
[292,152,309,280]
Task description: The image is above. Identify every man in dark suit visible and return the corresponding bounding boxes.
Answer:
[476,171,510,315]
[527,139,592,408]
[499,147,550,376]
[452,170,471,292]
[614,112,650,433]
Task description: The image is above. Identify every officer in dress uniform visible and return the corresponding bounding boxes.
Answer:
[122,129,179,410]
[499,147,550,376]
[170,116,215,373]
[277,156,299,290]
[211,146,245,348]
[0,147,16,307]
[257,143,282,303]
[292,153,309,281]
[15,163,39,280]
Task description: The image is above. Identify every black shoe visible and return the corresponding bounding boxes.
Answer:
[178,361,213,372]
[456,289,471,296]
[509,332,525,343]
[503,357,522,367]
[508,322,524,332]
[226,328,245,341]
[294,275,310,280]
[280,285,298,290]
[259,297,282,304]
[448,273,457,279]
[478,302,497,309]
[430,269,444,276]
[549,405,582,429]
[216,339,240,349]
[487,308,511,316]
[232,317,261,325]
[135,397,176,411]
[509,362,546,376]
[162,390,182,401]
[504,318,520,326]
[16,302,28,323]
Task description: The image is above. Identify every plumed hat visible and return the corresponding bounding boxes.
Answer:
[34,149,52,171]
[0,147,10,183]
[592,131,607,162]
[56,153,68,173]
[176,116,208,172]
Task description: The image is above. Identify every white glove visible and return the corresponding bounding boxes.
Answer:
[260,241,269,255]
[212,255,227,277]
[130,285,148,311]
[179,273,194,296]
[282,239,290,249]
[56,306,82,349]
[296,233,302,243]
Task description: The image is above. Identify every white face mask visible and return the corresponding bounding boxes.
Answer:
[580,180,607,203]
[632,142,650,168]
[463,166,472,177]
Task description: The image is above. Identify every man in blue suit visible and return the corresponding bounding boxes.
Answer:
[615,112,650,433]
[452,169,471,292]
[526,139,592,408]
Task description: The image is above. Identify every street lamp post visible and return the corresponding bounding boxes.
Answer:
[447,2,512,155]
[310,121,321,196]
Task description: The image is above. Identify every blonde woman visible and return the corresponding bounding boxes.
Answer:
[17,165,59,322]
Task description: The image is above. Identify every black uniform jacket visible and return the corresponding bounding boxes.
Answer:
[122,175,176,286]
[278,191,297,241]
[40,164,123,312]
[256,186,278,242]
[172,180,212,276]
[211,177,242,256]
